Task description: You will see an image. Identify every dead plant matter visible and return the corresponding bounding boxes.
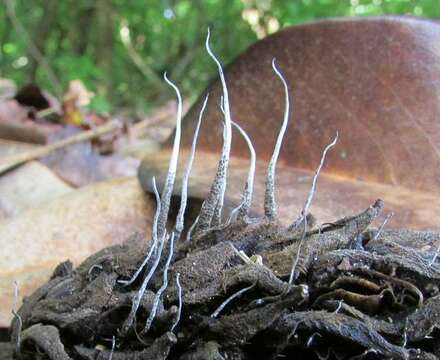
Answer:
[9,31,440,360]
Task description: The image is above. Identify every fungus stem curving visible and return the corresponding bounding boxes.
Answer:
[171,273,182,332]
[290,132,338,229]
[175,94,208,240]
[264,58,291,220]
[156,73,183,240]
[121,232,166,334]
[143,233,175,334]
[196,28,232,232]
[118,177,161,286]
[230,121,255,221]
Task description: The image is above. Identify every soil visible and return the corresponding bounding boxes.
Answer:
[8,198,440,359]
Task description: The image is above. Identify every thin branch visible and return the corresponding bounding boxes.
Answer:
[229,242,252,264]
[4,0,63,97]
[0,120,121,176]
[211,283,256,318]
[195,29,232,232]
[290,132,338,229]
[143,233,175,334]
[231,121,256,221]
[264,58,291,220]
[156,73,183,240]
[175,94,209,240]
[118,177,161,286]
[170,272,182,332]
[119,18,165,90]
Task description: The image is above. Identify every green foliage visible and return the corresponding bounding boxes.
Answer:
[0,0,439,113]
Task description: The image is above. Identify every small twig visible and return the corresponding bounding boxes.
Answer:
[129,101,179,136]
[4,0,63,97]
[264,58,291,220]
[175,94,208,240]
[118,177,162,286]
[143,233,175,334]
[229,243,252,264]
[0,120,121,175]
[372,212,394,241]
[211,283,256,318]
[12,281,22,356]
[36,107,58,118]
[171,273,182,333]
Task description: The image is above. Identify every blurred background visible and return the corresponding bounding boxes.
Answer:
[1,0,439,115]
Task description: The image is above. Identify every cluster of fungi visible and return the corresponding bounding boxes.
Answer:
[10,31,440,359]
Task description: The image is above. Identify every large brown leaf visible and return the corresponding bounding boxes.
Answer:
[140,16,440,230]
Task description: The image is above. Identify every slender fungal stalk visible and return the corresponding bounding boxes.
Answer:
[264,59,291,220]
[12,281,22,356]
[211,283,256,318]
[171,273,182,332]
[119,177,161,286]
[231,121,256,221]
[143,233,175,334]
[196,29,233,232]
[121,233,166,334]
[175,94,209,240]
[156,73,183,240]
[290,132,338,229]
